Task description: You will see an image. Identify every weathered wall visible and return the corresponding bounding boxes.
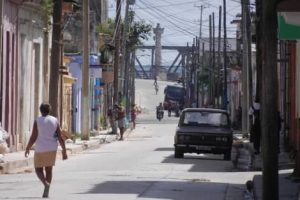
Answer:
[17,3,45,149]
[1,0,18,150]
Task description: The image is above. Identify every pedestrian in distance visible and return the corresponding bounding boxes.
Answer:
[153,76,157,86]
[156,102,164,120]
[25,103,68,198]
[277,111,282,154]
[114,104,126,140]
[249,100,261,154]
[108,107,117,134]
[131,104,138,129]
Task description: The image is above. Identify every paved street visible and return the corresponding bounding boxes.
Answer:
[0,80,259,200]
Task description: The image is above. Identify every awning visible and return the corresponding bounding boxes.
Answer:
[278,15,300,40]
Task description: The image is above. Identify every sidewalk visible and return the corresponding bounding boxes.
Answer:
[232,132,299,200]
[0,128,131,174]
[251,149,299,200]
[253,170,300,200]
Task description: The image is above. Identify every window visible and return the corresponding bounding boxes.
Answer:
[182,111,229,127]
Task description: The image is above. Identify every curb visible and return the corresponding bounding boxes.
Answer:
[0,129,131,174]
[0,156,34,174]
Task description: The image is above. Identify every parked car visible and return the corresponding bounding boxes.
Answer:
[174,108,233,160]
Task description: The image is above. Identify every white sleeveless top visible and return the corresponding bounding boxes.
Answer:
[35,115,59,152]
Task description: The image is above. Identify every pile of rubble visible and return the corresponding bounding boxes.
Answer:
[0,126,9,163]
[231,136,255,171]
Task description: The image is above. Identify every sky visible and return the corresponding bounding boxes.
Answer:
[108,0,249,65]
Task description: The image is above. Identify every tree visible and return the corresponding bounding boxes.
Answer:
[127,20,152,50]
[124,16,151,113]
[96,17,152,52]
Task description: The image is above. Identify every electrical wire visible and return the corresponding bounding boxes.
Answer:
[138,0,199,37]
[111,0,124,42]
[135,0,238,45]
[138,0,237,34]
[135,4,196,36]
[138,1,204,27]
[134,1,199,9]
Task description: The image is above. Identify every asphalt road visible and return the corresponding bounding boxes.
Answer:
[0,79,257,200]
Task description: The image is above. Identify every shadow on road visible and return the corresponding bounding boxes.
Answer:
[77,180,244,200]
[155,147,174,151]
[161,154,235,173]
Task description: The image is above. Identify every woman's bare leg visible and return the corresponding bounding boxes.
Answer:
[42,167,52,198]
[35,167,47,186]
[45,166,53,184]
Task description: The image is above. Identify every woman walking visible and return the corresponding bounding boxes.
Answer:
[25,103,68,198]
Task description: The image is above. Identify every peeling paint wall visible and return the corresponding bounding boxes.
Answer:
[17,3,45,150]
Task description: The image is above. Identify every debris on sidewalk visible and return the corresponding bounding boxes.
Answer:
[0,126,9,163]
[231,138,254,171]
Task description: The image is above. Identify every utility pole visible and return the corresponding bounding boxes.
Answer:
[121,0,131,115]
[81,0,90,140]
[217,6,222,108]
[212,12,216,107]
[113,0,121,105]
[182,52,186,90]
[202,42,205,106]
[261,0,279,199]
[196,37,200,107]
[199,5,203,39]
[209,15,212,105]
[223,0,228,110]
[49,0,62,117]
[186,43,191,106]
[246,0,252,105]
[130,51,136,106]
[241,0,251,135]
[255,0,262,102]
[192,38,196,105]
[195,4,204,57]
[194,4,203,40]
[241,0,249,135]
[196,4,204,107]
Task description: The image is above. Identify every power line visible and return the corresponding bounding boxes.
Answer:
[111,0,124,42]
[134,1,199,9]
[136,2,198,37]
[138,1,200,36]
[137,1,203,27]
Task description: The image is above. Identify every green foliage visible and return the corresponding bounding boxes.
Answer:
[127,20,152,50]
[96,13,151,53]
[96,18,115,37]
[73,132,81,139]
[40,0,53,31]
[100,115,107,129]
[198,68,210,87]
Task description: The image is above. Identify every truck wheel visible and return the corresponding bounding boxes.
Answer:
[174,148,184,158]
[224,151,231,161]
